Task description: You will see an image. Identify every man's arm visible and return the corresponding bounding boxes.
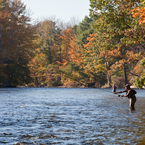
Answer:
[121,90,131,97]
[114,90,126,94]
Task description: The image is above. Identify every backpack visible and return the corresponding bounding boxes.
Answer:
[128,89,137,98]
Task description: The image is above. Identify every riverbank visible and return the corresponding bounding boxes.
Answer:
[2,86,144,90]
[0,85,16,88]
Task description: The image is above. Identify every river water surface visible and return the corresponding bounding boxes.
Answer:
[0,88,145,145]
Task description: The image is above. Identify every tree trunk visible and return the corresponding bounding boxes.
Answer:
[0,24,2,48]
[106,62,111,87]
[107,71,111,87]
[35,77,39,86]
[0,30,1,47]
[123,64,128,85]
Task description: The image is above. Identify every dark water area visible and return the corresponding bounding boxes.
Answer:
[0,88,145,145]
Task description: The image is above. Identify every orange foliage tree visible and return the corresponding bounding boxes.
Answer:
[131,2,145,25]
[0,0,36,86]
[28,19,63,87]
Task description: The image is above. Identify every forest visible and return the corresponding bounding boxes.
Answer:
[0,0,145,88]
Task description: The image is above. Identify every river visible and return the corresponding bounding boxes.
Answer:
[0,88,145,145]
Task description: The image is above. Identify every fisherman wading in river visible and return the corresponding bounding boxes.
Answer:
[112,84,117,92]
[114,84,137,110]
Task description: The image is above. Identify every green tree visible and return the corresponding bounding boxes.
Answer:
[77,16,94,47]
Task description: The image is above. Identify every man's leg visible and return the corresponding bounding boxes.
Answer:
[129,97,136,110]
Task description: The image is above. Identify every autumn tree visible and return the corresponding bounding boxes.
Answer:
[28,19,63,87]
[130,1,145,88]
[57,16,107,87]
[89,0,145,86]
[0,0,36,86]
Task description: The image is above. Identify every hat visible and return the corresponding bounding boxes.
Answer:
[125,84,130,87]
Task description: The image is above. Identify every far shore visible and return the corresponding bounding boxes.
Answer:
[0,85,144,89]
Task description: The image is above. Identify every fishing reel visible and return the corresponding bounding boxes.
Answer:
[118,95,124,97]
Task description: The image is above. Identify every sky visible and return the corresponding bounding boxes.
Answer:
[22,0,90,23]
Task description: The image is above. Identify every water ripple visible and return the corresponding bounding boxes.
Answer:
[0,88,145,144]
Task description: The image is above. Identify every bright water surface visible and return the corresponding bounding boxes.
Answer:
[0,88,145,145]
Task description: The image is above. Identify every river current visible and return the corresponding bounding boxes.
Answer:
[0,88,145,145]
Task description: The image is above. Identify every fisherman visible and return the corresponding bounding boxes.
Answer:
[118,83,122,88]
[112,84,117,92]
[5,80,8,87]
[114,84,137,110]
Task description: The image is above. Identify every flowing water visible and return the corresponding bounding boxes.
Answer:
[0,88,145,145]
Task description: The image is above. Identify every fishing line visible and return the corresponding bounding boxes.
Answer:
[97,88,123,98]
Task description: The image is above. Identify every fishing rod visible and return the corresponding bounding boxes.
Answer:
[95,87,126,99]
[98,88,124,98]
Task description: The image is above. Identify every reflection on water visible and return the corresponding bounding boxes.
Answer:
[0,88,145,144]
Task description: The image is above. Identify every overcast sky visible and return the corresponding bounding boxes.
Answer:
[22,0,90,23]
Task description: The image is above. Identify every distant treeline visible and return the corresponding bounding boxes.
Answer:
[0,0,144,88]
